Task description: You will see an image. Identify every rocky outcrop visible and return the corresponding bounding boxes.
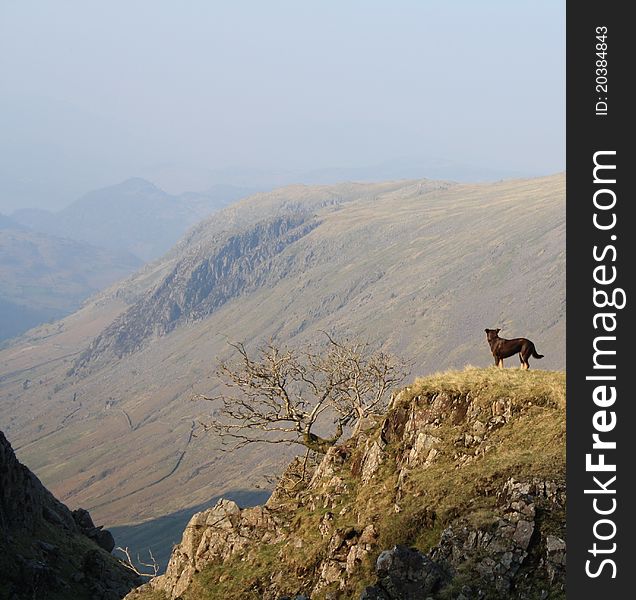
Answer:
[72,508,116,553]
[72,214,319,373]
[143,499,284,599]
[360,545,446,599]
[1,431,75,535]
[124,369,566,600]
[0,430,140,599]
[362,477,566,599]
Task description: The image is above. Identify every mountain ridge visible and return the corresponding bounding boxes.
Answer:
[2,177,258,340]
[11,178,255,262]
[72,213,321,372]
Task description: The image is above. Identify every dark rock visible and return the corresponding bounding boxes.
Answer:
[72,507,96,530]
[71,571,86,583]
[42,504,74,530]
[0,430,141,599]
[427,478,566,596]
[83,549,107,578]
[73,507,116,552]
[36,540,60,555]
[362,545,445,600]
[13,556,62,596]
[94,528,116,553]
[360,586,390,599]
[0,432,77,536]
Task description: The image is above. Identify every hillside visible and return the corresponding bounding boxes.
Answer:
[0,226,141,342]
[11,178,254,262]
[0,174,565,560]
[2,178,253,341]
[0,430,140,599]
[125,368,566,599]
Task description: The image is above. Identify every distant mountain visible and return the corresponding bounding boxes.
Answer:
[4,207,53,233]
[0,174,565,565]
[12,178,256,262]
[0,228,141,342]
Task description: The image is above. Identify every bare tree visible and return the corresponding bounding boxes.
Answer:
[196,335,407,454]
[115,546,159,578]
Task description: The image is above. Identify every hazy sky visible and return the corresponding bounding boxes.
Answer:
[0,1,564,212]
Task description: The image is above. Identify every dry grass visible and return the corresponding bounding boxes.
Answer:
[158,368,566,600]
[405,366,565,409]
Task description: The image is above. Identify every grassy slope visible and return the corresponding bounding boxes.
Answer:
[150,368,565,600]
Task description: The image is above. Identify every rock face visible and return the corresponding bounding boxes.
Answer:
[362,477,566,600]
[361,545,446,599]
[72,508,117,553]
[430,478,566,596]
[127,498,286,600]
[72,214,319,373]
[0,430,140,599]
[124,369,566,600]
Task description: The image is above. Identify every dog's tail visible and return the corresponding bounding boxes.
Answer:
[532,345,544,359]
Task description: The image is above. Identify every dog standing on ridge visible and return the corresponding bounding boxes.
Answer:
[484,328,544,369]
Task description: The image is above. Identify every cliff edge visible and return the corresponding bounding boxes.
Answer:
[126,368,566,600]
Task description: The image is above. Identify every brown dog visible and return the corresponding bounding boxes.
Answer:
[484,328,544,369]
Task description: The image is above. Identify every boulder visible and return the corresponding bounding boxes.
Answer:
[72,507,116,552]
[361,545,445,599]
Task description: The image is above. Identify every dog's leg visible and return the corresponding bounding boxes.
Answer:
[498,358,504,368]
[521,350,531,369]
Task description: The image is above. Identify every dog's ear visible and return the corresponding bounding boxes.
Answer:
[496,328,501,333]
[484,328,489,333]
